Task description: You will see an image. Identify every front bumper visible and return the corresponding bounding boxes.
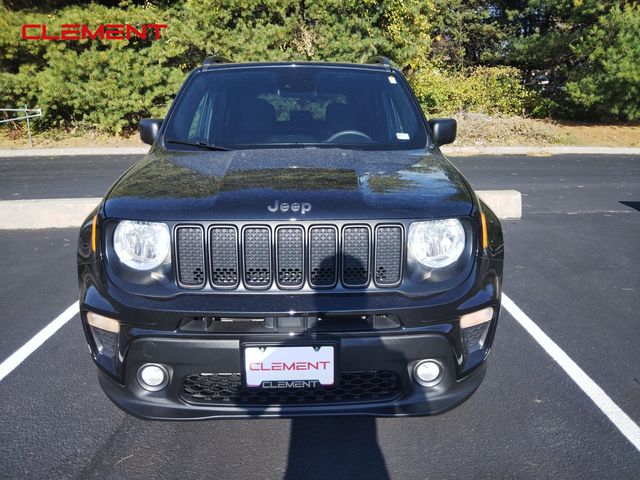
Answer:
[98,332,487,419]
[79,230,502,419]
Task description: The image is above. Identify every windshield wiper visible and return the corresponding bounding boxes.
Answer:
[165,138,231,151]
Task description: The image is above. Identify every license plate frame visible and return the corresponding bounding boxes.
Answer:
[241,342,338,388]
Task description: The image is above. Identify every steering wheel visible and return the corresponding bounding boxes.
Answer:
[325,130,372,143]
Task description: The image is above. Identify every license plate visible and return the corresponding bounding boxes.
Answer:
[243,345,335,388]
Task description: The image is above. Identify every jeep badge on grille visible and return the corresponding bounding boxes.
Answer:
[267,200,312,214]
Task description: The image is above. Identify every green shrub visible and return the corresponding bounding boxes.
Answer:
[0,1,435,133]
[409,66,535,117]
[0,4,186,133]
[2,0,636,134]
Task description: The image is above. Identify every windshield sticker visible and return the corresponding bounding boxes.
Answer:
[396,132,410,140]
[388,76,397,84]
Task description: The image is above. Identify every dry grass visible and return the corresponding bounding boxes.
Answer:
[552,121,640,147]
[453,112,640,147]
[0,127,143,149]
[453,113,560,146]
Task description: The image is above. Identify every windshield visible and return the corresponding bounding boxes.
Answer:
[164,66,428,151]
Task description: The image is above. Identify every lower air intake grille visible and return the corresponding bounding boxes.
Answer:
[209,227,239,288]
[374,225,403,286]
[175,226,205,287]
[243,227,272,288]
[181,371,401,405]
[463,323,490,352]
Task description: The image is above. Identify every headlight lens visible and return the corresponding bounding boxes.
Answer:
[113,221,170,270]
[408,219,465,268]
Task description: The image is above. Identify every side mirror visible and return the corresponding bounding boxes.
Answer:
[428,118,457,146]
[139,118,163,145]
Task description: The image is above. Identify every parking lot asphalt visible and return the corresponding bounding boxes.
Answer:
[0,153,638,479]
[0,154,140,200]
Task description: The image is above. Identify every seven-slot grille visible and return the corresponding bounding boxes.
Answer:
[175,223,404,290]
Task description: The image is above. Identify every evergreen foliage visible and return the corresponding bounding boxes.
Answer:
[0,0,637,133]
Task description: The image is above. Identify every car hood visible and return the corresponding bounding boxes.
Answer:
[103,147,474,221]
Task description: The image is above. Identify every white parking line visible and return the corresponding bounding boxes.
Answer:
[502,293,640,452]
[0,301,78,382]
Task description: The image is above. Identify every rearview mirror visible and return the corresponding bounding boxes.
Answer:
[139,118,163,145]
[428,118,457,146]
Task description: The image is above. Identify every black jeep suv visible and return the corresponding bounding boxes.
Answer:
[77,57,503,419]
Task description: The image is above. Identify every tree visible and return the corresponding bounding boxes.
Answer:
[566,3,640,121]
[430,0,503,69]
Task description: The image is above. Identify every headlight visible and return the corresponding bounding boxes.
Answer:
[113,221,170,270]
[408,219,465,268]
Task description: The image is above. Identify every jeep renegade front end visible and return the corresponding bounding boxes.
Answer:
[77,58,503,419]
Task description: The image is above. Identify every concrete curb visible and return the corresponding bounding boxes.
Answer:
[477,190,521,219]
[0,145,640,158]
[0,190,521,229]
[0,147,149,157]
[442,146,640,156]
[0,198,101,229]
[0,145,639,157]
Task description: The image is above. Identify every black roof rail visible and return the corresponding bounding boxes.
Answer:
[367,55,391,72]
[202,55,234,68]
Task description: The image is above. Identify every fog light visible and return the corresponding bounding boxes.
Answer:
[137,364,169,391]
[413,359,444,387]
[460,306,493,329]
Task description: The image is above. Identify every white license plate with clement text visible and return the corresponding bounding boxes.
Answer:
[244,346,335,387]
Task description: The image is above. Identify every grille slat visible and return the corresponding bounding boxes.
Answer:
[209,227,239,288]
[342,226,371,287]
[309,226,338,287]
[176,223,403,290]
[276,226,304,288]
[374,225,403,286]
[176,226,205,287]
[243,227,272,288]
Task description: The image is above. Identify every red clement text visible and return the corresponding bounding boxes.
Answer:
[21,24,168,41]
[249,361,332,371]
